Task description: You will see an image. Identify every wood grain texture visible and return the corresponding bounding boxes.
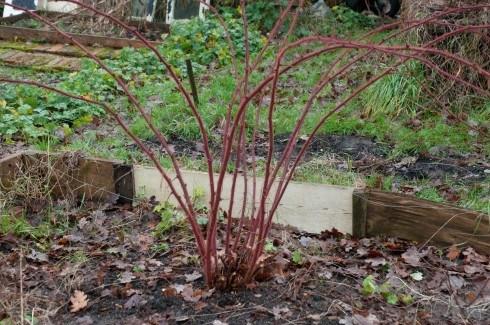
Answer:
[0,151,134,203]
[363,190,489,252]
[352,190,368,238]
[0,26,162,49]
[0,152,24,189]
[134,166,355,234]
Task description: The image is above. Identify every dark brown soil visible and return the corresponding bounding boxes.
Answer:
[140,133,488,183]
[1,201,489,325]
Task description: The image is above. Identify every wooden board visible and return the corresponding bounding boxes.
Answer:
[0,151,25,189]
[0,151,133,203]
[0,48,82,71]
[0,26,162,49]
[0,40,118,58]
[134,166,355,234]
[356,190,490,252]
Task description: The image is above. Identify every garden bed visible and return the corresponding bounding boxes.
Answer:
[0,199,489,324]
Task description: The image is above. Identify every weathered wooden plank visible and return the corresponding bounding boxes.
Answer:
[0,41,119,59]
[134,166,355,234]
[0,151,134,203]
[0,10,169,33]
[114,164,134,204]
[0,49,81,71]
[0,26,162,49]
[364,190,490,252]
[0,152,25,190]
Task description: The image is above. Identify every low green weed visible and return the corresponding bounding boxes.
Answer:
[152,202,185,238]
[0,213,52,240]
[361,275,413,306]
[151,242,170,254]
[0,84,103,141]
[160,13,264,72]
[291,249,303,265]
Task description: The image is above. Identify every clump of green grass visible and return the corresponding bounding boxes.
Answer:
[416,187,445,203]
[293,158,361,186]
[362,61,424,118]
[0,213,53,240]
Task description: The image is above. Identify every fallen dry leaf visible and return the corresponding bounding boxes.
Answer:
[272,306,292,320]
[466,291,477,303]
[446,245,461,261]
[124,294,147,309]
[212,320,228,325]
[352,312,380,325]
[448,275,466,290]
[75,315,94,325]
[119,271,135,284]
[137,234,154,252]
[162,287,178,297]
[182,285,202,303]
[70,290,88,313]
[464,264,482,275]
[307,314,323,321]
[365,257,386,267]
[184,271,203,282]
[402,247,422,267]
[27,249,49,263]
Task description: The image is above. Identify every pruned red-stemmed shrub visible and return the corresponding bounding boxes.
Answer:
[1,0,489,288]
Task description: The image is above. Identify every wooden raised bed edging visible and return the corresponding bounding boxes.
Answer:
[1,152,488,253]
[133,165,354,235]
[353,189,490,252]
[0,26,163,49]
[0,151,133,203]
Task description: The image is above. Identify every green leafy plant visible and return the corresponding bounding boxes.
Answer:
[264,240,277,253]
[361,275,414,305]
[151,242,170,254]
[161,13,264,70]
[0,84,102,141]
[291,249,303,265]
[379,282,399,305]
[361,275,378,296]
[331,5,377,31]
[245,1,283,33]
[152,202,184,238]
[0,213,52,240]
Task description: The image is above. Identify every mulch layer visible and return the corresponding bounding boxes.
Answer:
[0,200,489,324]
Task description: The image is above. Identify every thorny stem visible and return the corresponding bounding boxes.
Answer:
[0,78,207,256]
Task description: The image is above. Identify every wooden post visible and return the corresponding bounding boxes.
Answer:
[352,189,368,238]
